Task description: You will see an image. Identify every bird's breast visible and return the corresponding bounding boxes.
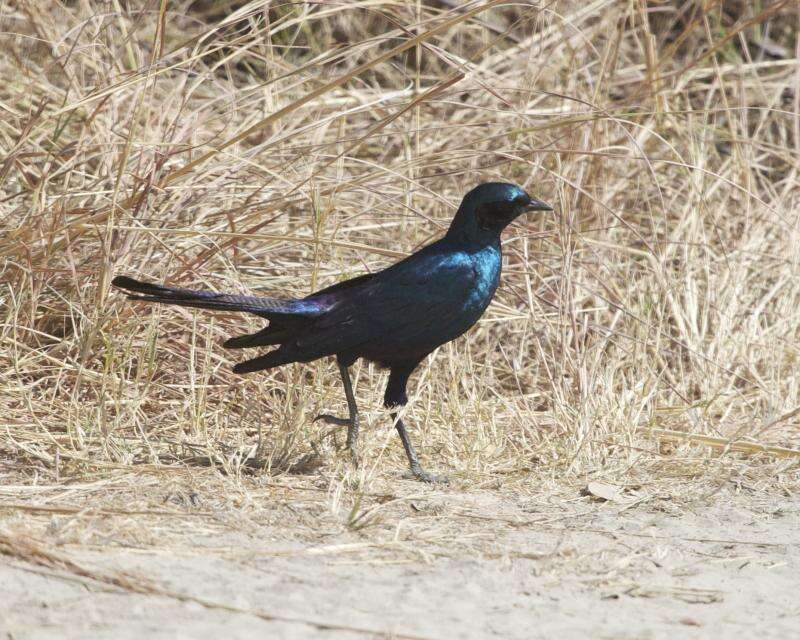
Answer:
[465,246,501,310]
[427,246,501,339]
[428,246,500,346]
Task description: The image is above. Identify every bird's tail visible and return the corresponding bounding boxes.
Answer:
[231,348,301,374]
[112,275,324,320]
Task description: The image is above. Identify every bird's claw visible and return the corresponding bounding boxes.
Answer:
[313,414,360,463]
[313,413,352,427]
[403,466,449,484]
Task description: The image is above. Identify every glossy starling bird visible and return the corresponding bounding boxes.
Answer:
[113,182,553,482]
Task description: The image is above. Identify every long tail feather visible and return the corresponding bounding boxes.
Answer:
[232,349,297,374]
[223,326,292,349]
[112,275,324,320]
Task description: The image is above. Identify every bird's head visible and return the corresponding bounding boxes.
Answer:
[447,182,553,243]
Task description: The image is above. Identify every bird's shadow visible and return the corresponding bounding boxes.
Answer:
[140,438,326,477]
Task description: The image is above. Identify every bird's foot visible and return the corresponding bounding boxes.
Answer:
[403,465,449,484]
[313,413,351,428]
[313,413,360,464]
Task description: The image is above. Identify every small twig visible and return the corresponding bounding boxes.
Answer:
[0,502,212,518]
[0,530,440,640]
[536,526,796,548]
[641,428,800,460]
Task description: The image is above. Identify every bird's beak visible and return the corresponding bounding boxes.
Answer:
[523,198,554,213]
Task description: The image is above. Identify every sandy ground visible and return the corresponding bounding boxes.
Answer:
[1,475,798,640]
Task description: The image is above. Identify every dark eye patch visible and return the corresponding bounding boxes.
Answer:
[476,201,517,226]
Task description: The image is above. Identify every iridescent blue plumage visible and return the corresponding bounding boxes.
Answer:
[112,182,553,482]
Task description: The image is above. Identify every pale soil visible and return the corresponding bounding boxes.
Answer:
[1,474,798,640]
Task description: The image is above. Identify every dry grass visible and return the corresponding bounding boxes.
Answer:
[1,0,799,558]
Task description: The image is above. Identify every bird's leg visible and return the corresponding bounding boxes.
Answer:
[391,412,448,484]
[339,362,360,457]
[384,363,448,484]
[314,361,360,460]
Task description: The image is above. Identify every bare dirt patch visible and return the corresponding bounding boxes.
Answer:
[2,470,797,640]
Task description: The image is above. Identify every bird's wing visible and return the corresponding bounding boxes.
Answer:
[306,271,376,299]
[290,247,485,361]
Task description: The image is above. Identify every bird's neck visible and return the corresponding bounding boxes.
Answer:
[443,225,503,253]
[444,204,504,250]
